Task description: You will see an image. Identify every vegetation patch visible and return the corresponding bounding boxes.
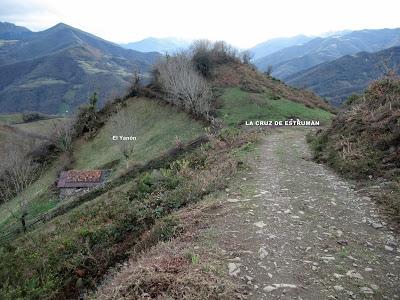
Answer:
[218,87,333,126]
[0,114,24,125]
[308,75,400,216]
[0,129,257,299]
[73,97,205,170]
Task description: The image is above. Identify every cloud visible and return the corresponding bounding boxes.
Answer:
[0,0,59,30]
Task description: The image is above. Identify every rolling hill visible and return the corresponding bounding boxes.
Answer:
[254,28,400,79]
[286,46,400,106]
[0,22,161,114]
[121,37,191,54]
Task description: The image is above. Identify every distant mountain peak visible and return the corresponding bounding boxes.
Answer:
[0,22,161,114]
[122,37,191,53]
[0,21,33,40]
[48,22,76,32]
[0,21,31,31]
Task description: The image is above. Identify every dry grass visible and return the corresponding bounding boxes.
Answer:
[89,132,259,300]
[92,198,245,300]
[309,75,400,217]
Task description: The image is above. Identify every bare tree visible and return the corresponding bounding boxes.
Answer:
[154,53,212,118]
[0,142,39,232]
[241,50,254,64]
[265,65,273,76]
[51,118,74,152]
[109,109,136,166]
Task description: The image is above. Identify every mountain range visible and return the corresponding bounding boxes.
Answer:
[250,35,313,60]
[121,37,191,54]
[0,22,34,40]
[1,21,400,112]
[254,28,400,79]
[0,22,160,114]
[286,46,400,105]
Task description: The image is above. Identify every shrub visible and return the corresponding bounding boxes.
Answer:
[153,53,212,118]
[308,74,400,214]
[22,112,47,123]
[190,40,239,78]
[72,93,102,139]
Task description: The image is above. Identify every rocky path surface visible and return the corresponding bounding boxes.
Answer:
[216,128,400,299]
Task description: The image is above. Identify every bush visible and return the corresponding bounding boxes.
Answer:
[308,74,400,214]
[153,53,212,119]
[22,112,47,123]
[191,40,239,78]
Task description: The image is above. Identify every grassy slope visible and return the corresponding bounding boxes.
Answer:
[0,97,204,231]
[12,118,68,136]
[0,120,246,300]
[218,87,332,126]
[73,98,205,170]
[0,60,335,298]
[0,118,68,229]
[0,114,23,125]
[0,162,60,231]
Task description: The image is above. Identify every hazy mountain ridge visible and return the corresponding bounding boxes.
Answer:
[0,22,160,114]
[286,46,400,106]
[254,28,400,79]
[0,22,33,40]
[250,35,313,60]
[121,37,191,53]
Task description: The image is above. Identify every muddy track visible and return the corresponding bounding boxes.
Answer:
[215,128,399,299]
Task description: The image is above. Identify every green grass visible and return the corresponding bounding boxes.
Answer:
[0,162,61,230]
[0,97,205,229]
[73,97,205,170]
[17,78,67,89]
[13,118,69,136]
[0,114,23,125]
[0,129,243,299]
[218,87,333,126]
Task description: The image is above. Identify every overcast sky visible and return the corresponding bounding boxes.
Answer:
[1,0,399,48]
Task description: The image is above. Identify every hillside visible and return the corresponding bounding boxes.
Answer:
[122,37,190,53]
[250,35,312,60]
[0,22,160,114]
[0,22,33,40]
[211,62,334,120]
[254,28,400,79]
[287,46,400,106]
[0,45,334,298]
[309,75,400,214]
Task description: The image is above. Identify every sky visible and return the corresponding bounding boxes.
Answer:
[0,0,399,48]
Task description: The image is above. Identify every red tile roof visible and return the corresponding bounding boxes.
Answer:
[57,170,106,188]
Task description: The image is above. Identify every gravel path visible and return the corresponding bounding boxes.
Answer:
[216,128,400,299]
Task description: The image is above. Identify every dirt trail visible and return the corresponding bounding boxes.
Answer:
[93,128,399,300]
[215,128,399,299]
